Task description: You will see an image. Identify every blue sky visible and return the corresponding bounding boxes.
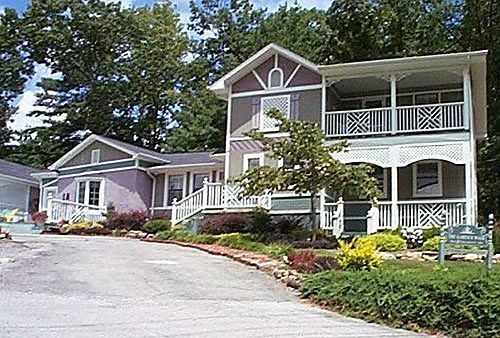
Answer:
[0,0,331,131]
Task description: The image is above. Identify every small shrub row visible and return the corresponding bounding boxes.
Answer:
[357,233,407,252]
[301,263,500,338]
[60,222,110,235]
[142,219,171,234]
[105,210,149,231]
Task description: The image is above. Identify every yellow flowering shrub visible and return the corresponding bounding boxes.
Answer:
[60,222,105,235]
[335,239,382,271]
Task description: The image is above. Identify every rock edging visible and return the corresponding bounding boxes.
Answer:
[0,227,12,240]
[143,238,304,290]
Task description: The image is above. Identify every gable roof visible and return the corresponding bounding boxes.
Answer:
[0,159,45,185]
[49,134,224,171]
[209,43,319,98]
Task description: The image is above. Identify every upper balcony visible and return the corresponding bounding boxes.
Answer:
[322,69,469,138]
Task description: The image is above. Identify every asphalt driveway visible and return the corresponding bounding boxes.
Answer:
[0,235,427,338]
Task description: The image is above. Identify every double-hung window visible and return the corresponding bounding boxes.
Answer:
[413,161,442,197]
[192,173,209,192]
[76,179,103,206]
[243,153,264,172]
[167,175,184,205]
[260,95,290,132]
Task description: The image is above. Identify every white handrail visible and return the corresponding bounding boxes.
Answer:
[322,197,344,237]
[47,199,106,224]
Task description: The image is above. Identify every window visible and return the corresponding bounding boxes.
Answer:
[415,93,439,105]
[91,149,100,164]
[243,153,264,172]
[268,68,284,88]
[441,91,463,103]
[396,95,413,106]
[192,173,209,192]
[218,171,225,182]
[373,167,388,199]
[76,179,103,206]
[413,161,442,197]
[260,95,290,131]
[167,175,184,205]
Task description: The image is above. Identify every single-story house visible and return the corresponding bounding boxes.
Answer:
[0,158,44,215]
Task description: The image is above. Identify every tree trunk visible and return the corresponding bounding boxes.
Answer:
[310,194,316,242]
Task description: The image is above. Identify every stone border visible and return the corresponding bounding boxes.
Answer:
[143,238,304,290]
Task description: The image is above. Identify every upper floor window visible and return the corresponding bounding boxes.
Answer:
[243,153,264,172]
[268,68,284,88]
[91,149,100,164]
[260,94,290,131]
[413,161,442,197]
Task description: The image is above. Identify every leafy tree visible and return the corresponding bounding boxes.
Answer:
[233,110,379,240]
[0,8,32,157]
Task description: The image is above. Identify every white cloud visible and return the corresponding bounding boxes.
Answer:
[0,6,5,15]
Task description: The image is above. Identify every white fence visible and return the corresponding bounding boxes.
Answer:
[171,180,272,225]
[321,197,344,237]
[324,102,464,137]
[47,199,106,224]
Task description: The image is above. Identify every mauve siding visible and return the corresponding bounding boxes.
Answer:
[288,66,321,87]
[230,89,321,137]
[63,141,131,168]
[233,72,263,93]
[57,169,152,212]
[254,56,274,84]
[154,173,165,207]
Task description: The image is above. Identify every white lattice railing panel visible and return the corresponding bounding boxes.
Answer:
[332,146,392,168]
[397,200,466,229]
[324,107,391,137]
[398,142,466,166]
[47,199,106,224]
[397,102,464,132]
[260,95,290,131]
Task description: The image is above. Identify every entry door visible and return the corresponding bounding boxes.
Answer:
[42,187,58,210]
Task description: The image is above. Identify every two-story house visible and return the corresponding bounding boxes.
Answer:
[38,44,487,237]
[176,43,487,235]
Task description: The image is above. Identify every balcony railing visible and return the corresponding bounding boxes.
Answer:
[324,102,464,137]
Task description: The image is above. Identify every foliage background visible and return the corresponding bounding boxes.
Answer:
[0,0,498,218]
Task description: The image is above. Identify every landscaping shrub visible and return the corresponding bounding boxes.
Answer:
[142,219,171,234]
[263,243,295,259]
[274,216,303,235]
[422,226,441,242]
[335,240,382,271]
[399,227,424,248]
[60,222,109,235]
[313,255,340,271]
[215,233,267,252]
[154,230,217,244]
[357,233,406,252]
[493,227,500,253]
[301,261,500,337]
[246,208,272,235]
[199,213,248,235]
[291,239,337,249]
[421,236,440,251]
[289,250,317,273]
[105,210,149,230]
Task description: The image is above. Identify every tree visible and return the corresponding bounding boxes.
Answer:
[0,8,32,157]
[233,110,380,240]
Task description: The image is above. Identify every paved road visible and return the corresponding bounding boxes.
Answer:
[0,235,427,338]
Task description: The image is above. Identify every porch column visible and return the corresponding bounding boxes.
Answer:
[321,76,326,132]
[319,189,326,230]
[462,68,471,131]
[390,74,397,134]
[391,166,399,229]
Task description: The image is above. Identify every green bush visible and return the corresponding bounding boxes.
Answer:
[215,233,267,252]
[357,233,406,252]
[301,262,500,337]
[422,227,441,242]
[336,240,382,271]
[421,236,440,251]
[493,227,500,253]
[142,219,171,234]
[247,208,272,235]
[60,222,109,235]
[154,230,217,244]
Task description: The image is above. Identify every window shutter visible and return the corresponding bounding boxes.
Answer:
[290,94,300,120]
[251,97,260,129]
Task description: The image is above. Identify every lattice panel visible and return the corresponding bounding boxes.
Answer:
[261,95,290,131]
[347,112,371,134]
[416,106,443,130]
[399,143,466,165]
[332,147,391,167]
[417,203,445,228]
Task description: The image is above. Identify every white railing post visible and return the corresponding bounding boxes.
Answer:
[47,198,54,223]
[390,74,397,134]
[366,199,380,234]
[202,178,209,208]
[171,198,178,224]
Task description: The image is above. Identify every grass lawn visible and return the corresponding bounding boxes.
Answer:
[301,259,499,338]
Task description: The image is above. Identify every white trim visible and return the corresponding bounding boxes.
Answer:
[75,177,105,207]
[252,70,267,90]
[91,149,101,164]
[285,64,302,88]
[412,160,443,198]
[230,132,290,141]
[225,85,233,182]
[243,153,264,172]
[268,67,284,88]
[231,84,322,98]
[57,158,133,171]
[57,166,148,179]
[340,89,462,105]
[0,173,38,187]
[148,162,224,171]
